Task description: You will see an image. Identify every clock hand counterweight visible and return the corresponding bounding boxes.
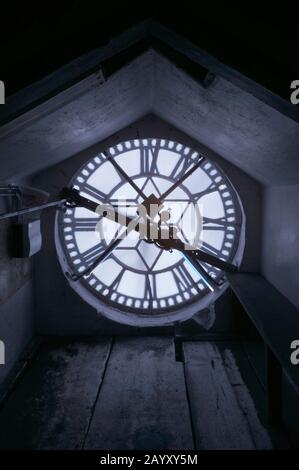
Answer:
[60,187,136,226]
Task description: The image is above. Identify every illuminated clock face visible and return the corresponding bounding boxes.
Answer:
[56,139,244,326]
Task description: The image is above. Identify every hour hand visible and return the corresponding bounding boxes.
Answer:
[158,155,205,202]
[183,243,238,273]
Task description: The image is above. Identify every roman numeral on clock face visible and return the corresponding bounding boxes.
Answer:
[69,217,101,232]
[172,262,197,294]
[140,142,161,174]
[170,152,201,180]
[81,241,107,265]
[79,183,107,203]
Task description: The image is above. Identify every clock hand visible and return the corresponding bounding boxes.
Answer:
[159,155,205,202]
[61,187,151,281]
[103,150,147,201]
[66,230,126,281]
[61,188,143,280]
[156,235,237,277]
[61,188,237,281]
[61,187,136,227]
[61,187,157,237]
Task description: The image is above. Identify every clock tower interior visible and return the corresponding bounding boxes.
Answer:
[0,12,298,452]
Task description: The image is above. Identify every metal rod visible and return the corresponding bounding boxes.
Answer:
[67,234,124,281]
[104,150,147,201]
[0,199,67,221]
[159,156,205,201]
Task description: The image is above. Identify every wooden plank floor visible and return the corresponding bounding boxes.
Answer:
[84,337,193,450]
[183,342,272,450]
[0,338,112,449]
[0,336,273,450]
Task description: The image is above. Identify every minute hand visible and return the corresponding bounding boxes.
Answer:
[158,237,237,273]
[68,233,125,281]
[159,156,205,202]
[104,150,147,200]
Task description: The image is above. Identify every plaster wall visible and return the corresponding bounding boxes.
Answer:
[261,185,299,309]
[0,198,35,387]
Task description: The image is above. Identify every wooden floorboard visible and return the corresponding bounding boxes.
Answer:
[183,341,273,450]
[0,336,275,450]
[0,338,112,449]
[84,336,194,450]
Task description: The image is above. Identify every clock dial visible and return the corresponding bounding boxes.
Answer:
[57,139,244,322]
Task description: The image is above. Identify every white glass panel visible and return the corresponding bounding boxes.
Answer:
[200,192,224,219]
[87,161,121,193]
[93,258,122,284]
[157,149,180,176]
[115,149,141,176]
[114,248,147,271]
[156,271,178,298]
[201,230,224,250]
[154,250,182,271]
[183,167,212,194]
[117,271,144,298]
[75,231,100,253]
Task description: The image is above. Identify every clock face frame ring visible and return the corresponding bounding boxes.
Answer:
[55,138,245,327]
